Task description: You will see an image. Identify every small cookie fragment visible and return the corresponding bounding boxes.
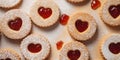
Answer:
[0,9,32,39]
[101,0,120,26]
[67,0,85,3]
[0,0,22,8]
[20,33,50,60]
[68,12,97,41]
[30,0,60,27]
[59,41,89,60]
[101,34,120,60]
[0,48,21,60]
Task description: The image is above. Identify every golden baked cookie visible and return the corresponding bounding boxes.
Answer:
[0,48,21,60]
[0,9,32,40]
[67,0,85,3]
[68,12,97,41]
[20,33,50,60]
[30,0,60,27]
[101,34,120,60]
[0,0,22,8]
[59,41,89,60]
[101,0,120,26]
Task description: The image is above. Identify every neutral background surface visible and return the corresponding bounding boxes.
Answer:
[0,0,119,60]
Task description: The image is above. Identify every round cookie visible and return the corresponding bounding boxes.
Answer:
[68,12,97,41]
[20,33,50,60]
[30,0,60,27]
[0,9,32,40]
[0,48,21,60]
[0,0,22,8]
[59,41,89,60]
[101,0,120,26]
[67,0,85,3]
[101,34,120,60]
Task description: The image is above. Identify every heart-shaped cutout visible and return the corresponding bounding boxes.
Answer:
[38,7,52,19]
[67,50,81,60]
[109,42,120,54]
[28,43,42,53]
[75,19,88,32]
[109,5,120,18]
[8,18,22,31]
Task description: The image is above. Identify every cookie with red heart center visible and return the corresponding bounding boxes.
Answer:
[0,0,22,8]
[101,34,120,60]
[67,0,85,3]
[59,41,89,60]
[68,12,97,41]
[20,33,50,60]
[0,9,32,39]
[30,0,60,27]
[0,48,21,60]
[101,0,120,26]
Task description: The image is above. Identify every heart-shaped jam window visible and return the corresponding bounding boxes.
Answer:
[28,43,42,53]
[0,58,11,60]
[8,18,22,31]
[67,50,81,60]
[109,42,120,54]
[109,5,120,18]
[75,19,88,32]
[38,7,52,19]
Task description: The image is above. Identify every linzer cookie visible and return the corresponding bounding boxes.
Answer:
[59,41,89,60]
[30,0,60,27]
[67,0,85,3]
[0,48,21,60]
[0,9,32,39]
[101,0,120,26]
[20,33,50,60]
[101,34,120,60]
[0,0,22,8]
[68,12,97,41]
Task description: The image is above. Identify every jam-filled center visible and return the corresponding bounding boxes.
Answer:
[38,7,52,19]
[67,50,81,60]
[75,19,88,32]
[8,17,22,31]
[109,42,120,54]
[109,5,120,18]
[28,43,42,53]
[0,58,11,60]
[91,0,101,10]
[59,14,69,25]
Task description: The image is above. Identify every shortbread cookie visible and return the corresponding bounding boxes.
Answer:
[101,34,120,60]
[101,0,120,26]
[68,12,97,41]
[0,9,32,39]
[20,33,50,60]
[0,0,22,8]
[67,0,85,3]
[60,41,89,60]
[0,48,21,60]
[30,0,60,27]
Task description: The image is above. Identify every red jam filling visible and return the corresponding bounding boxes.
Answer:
[75,20,88,32]
[109,5,120,18]
[59,14,69,25]
[8,18,22,31]
[56,41,63,50]
[38,7,52,19]
[0,58,11,60]
[109,43,120,54]
[28,43,42,53]
[67,50,81,60]
[91,0,101,10]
